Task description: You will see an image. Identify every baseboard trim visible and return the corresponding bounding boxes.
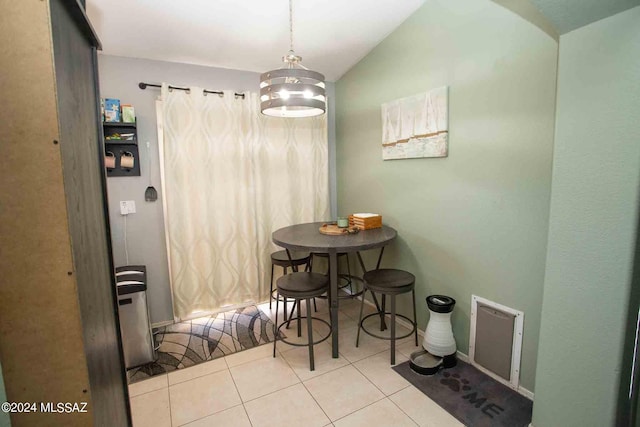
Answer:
[152,301,260,328]
[151,319,174,328]
[518,385,535,400]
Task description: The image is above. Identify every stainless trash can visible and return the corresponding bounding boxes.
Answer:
[116,266,156,368]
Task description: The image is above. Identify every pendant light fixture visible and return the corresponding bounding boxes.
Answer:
[260,0,326,117]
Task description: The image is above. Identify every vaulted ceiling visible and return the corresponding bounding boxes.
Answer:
[86,0,426,81]
[86,0,640,82]
[529,0,639,34]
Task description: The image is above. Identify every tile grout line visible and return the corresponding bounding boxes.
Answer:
[166,357,229,387]
[277,342,310,383]
[299,360,350,424]
[177,374,413,427]
[240,402,254,427]
[280,344,352,382]
[299,379,334,425]
[174,402,245,427]
[338,347,421,424]
[167,376,174,427]
[229,351,302,405]
[277,312,418,423]
[169,360,235,426]
[147,348,413,424]
[350,349,395,398]
[294,357,389,424]
[329,391,388,424]
[127,374,169,399]
[278,343,335,424]
[226,363,255,427]
[225,347,276,369]
[386,386,421,427]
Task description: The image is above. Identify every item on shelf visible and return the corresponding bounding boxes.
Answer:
[105,151,115,169]
[122,104,136,123]
[100,98,105,122]
[120,151,135,169]
[348,213,382,230]
[104,98,121,122]
[105,132,134,141]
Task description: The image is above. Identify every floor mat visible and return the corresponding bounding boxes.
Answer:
[393,358,532,427]
[128,305,276,383]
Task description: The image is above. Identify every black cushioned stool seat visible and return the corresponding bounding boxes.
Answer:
[271,250,310,267]
[356,269,418,365]
[277,272,328,297]
[269,250,311,310]
[363,269,415,294]
[273,272,331,371]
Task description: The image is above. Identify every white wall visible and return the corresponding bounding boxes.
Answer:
[98,55,336,323]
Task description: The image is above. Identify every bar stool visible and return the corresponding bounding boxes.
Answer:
[273,272,331,371]
[356,269,418,364]
[312,252,361,298]
[269,250,311,310]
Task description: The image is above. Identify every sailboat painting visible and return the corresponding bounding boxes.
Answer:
[381,86,449,160]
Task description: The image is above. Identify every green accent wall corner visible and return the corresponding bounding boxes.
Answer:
[532,6,640,426]
[336,0,558,392]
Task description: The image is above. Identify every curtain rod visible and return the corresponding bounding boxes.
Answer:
[138,82,246,99]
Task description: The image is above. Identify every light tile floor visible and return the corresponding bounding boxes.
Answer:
[129,298,463,427]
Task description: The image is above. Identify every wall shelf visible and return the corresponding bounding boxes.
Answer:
[103,121,137,128]
[103,121,140,177]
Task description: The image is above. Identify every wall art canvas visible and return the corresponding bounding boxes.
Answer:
[381,86,449,160]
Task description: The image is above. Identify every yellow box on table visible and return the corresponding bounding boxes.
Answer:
[348,213,382,230]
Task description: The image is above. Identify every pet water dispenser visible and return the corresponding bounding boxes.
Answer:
[410,295,457,375]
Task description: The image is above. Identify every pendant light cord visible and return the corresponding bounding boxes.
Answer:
[289,0,294,53]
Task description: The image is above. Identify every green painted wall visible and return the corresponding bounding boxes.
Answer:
[336,0,558,391]
[532,6,640,427]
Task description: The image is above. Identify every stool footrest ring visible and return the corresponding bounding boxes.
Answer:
[359,312,416,341]
[276,317,331,347]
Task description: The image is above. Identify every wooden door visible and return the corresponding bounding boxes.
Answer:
[50,0,130,425]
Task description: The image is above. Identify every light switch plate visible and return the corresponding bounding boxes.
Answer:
[120,200,136,215]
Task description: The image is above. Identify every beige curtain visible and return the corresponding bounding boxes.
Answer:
[158,85,329,320]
